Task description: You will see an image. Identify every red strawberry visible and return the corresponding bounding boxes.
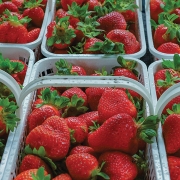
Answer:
[106,29,140,54]
[27,88,70,132]
[78,111,99,128]
[61,0,85,11]
[55,8,68,18]
[52,174,72,180]
[69,145,97,157]
[98,88,137,123]
[88,113,159,154]
[26,116,70,161]
[12,0,24,8]
[150,0,164,22]
[66,153,108,180]
[98,151,138,180]
[163,104,180,154]
[86,0,101,11]
[27,28,40,43]
[157,42,180,54]
[14,167,49,180]
[85,87,112,111]
[19,154,52,174]
[97,11,127,35]
[0,1,18,15]
[168,156,180,180]
[23,0,45,27]
[65,116,88,144]
[55,59,87,75]
[0,98,19,137]
[112,56,138,80]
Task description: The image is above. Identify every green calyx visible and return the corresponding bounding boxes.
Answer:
[161,0,180,14]
[93,67,109,76]
[24,145,57,173]
[55,59,78,75]
[77,16,104,38]
[67,2,91,21]
[68,38,85,54]
[137,115,160,143]
[4,9,31,25]
[167,103,180,115]
[0,53,24,74]
[91,162,110,180]
[62,94,88,118]
[87,37,125,54]
[36,88,70,109]
[89,121,100,132]
[0,83,15,100]
[31,167,51,180]
[162,54,180,71]
[0,98,20,133]
[47,16,76,47]
[24,0,44,9]
[157,70,180,87]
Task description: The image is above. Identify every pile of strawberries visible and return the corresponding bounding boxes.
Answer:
[150,0,180,54]
[0,53,28,162]
[46,0,141,55]
[13,56,160,179]
[0,0,47,44]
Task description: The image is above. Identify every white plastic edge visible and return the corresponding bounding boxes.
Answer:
[41,0,146,59]
[18,76,154,115]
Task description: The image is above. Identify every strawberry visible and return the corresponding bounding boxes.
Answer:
[88,113,159,154]
[27,28,40,43]
[27,88,70,132]
[78,111,99,128]
[150,0,164,22]
[98,88,137,123]
[0,54,28,84]
[98,151,138,180]
[23,0,45,27]
[157,42,180,54]
[0,98,19,137]
[46,16,76,50]
[61,0,85,11]
[0,1,18,15]
[65,116,88,144]
[55,8,68,18]
[97,11,127,35]
[85,87,112,111]
[66,153,109,180]
[86,0,101,11]
[162,104,180,154]
[69,145,97,157]
[26,115,70,161]
[52,174,72,180]
[14,167,50,180]
[112,56,138,80]
[168,156,180,180]
[12,0,24,8]
[55,59,87,75]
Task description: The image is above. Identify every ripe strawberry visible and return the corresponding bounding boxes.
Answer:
[66,153,109,180]
[65,116,88,144]
[27,88,70,132]
[112,56,138,80]
[55,8,68,18]
[0,98,19,137]
[78,111,99,128]
[168,156,180,180]
[26,116,70,161]
[106,29,140,54]
[0,1,18,15]
[97,11,127,35]
[98,151,138,180]
[27,28,40,43]
[55,59,87,75]
[46,16,76,50]
[14,167,50,180]
[86,0,101,11]
[23,0,45,27]
[98,88,137,123]
[69,145,97,157]
[52,174,72,180]
[88,113,159,154]
[150,0,164,22]
[12,0,24,8]
[61,0,85,11]
[157,42,180,54]
[19,154,52,174]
